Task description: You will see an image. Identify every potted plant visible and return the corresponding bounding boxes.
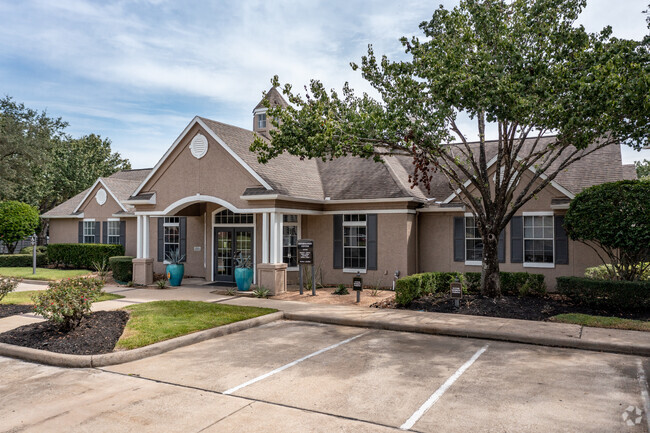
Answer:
[165,249,186,287]
[233,251,253,291]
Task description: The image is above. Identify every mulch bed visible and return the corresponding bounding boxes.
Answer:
[371,294,649,322]
[0,304,34,318]
[0,310,129,355]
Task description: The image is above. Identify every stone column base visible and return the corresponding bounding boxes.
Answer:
[133,258,154,286]
[257,263,288,295]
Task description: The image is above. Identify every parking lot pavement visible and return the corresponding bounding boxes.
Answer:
[103,320,649,432]
[2,320,648,432]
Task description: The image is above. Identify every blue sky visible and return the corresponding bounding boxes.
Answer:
[0,0,648,169]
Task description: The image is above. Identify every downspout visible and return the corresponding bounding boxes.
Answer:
[415,209,420,274]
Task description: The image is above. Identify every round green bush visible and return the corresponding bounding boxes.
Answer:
[109,256,134,283]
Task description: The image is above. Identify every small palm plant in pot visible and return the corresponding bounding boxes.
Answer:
[165,249,186,287]
[233,251,253,291]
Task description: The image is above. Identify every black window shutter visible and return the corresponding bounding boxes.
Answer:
[94,222,101,244]
[367,214,378,270]
[555,215,569,265]
[498,229,506,263]
[510,216,523,263]
[119,221,126,248]
[157,218,164,262]
[333,215,343,269]
[78,222,83,243]
[453,216,465,262]
[179,217,187,262]
[102,222,108,244]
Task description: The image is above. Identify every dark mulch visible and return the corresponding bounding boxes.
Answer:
[0,304,34,318]
[0,310,129,355]
[371,294,649,322]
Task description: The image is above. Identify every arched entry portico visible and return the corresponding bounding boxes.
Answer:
[132,195,286,292]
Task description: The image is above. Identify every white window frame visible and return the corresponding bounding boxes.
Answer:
[163,217,180,264]
[343,214,367,274]
[522,211,555,268]
[82,219,95,244]
[464,213,482,266]
[282,215,300,271]
[107,218,121,245]
[257,113,267,129]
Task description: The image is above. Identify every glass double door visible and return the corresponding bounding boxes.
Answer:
[214,227,253,283]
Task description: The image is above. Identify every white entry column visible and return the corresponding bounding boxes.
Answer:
[258,211,287,295]
[262,212,269,263]
[133,214,154,285]
[269,212,283,263]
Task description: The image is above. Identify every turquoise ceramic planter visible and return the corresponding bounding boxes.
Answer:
[166,264,184,287]
[235,267,253,291]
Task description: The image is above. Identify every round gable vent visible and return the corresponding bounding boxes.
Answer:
[95,188,107,206]
[190,133,208,159]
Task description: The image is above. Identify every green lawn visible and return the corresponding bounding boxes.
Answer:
[550,313,649,332]
[116,300,276,350]
[1,290,124,305]
[0,267,91,281]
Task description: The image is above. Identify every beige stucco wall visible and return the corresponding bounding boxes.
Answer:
[136,124,264,213]
[302,213,414,288]
[47,182,136,254]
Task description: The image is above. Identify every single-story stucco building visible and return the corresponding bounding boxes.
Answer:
[42,88,637,292]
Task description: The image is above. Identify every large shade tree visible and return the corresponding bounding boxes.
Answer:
[252,0,649,297]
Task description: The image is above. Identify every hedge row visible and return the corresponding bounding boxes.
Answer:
[109,256,134,283]
[0,253,48,267]
[395,271,546,306]
[48,243,124,270]
[557,276,650,312]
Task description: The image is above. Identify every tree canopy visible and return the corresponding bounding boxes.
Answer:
[0,201,40,254]
[0,97,131,217]
[564,180,650,281]
[251,0,649,296]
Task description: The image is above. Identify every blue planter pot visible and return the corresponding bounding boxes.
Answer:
[166,264,184,287]
[235,267,253,291]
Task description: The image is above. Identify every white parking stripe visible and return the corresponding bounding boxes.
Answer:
[638,360,650,432]
[223,331,370,395]
[400,344,489,431]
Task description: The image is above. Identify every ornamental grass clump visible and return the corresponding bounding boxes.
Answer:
[32,277,104,331]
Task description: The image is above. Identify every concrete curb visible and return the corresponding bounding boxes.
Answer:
[0,311,284,368]
[284,312,650,357]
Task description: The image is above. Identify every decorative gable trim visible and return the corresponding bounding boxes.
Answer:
[73,178,128,214]
[132,117,272,196]
[441,155,574,204]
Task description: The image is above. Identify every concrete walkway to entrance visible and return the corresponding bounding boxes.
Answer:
[3,281,649,356]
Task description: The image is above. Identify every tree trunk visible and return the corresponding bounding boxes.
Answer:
[6,242,17,254]
[481,231,501,297]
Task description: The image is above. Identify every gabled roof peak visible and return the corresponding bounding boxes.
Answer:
[254,87,288,111]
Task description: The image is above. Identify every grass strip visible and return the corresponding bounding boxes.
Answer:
[550,313,649,332]
[1,290,123,305]
[116,300,277,350]
[0,267,91,281]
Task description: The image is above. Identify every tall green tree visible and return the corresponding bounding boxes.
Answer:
[0,96,67,199]
[0,201,39,254]
[252,0,649,297]
[636,159,650,179]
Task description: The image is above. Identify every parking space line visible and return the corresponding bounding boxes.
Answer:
[638,360,650,432]
[400,344,489,431]
[223,331,370,395]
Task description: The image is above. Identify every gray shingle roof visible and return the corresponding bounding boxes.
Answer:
[42,169,151,217]
[254,87,289,111]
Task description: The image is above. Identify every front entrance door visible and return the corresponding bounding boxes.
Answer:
[213,227,253,283]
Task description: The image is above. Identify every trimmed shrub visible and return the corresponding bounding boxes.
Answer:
[0,277,19,301]
[395,271,545,306]
[32,277,104,330]
[585,263,650,281]
[557,276,650,312]
[48,243,124,269]
[109,256,133,283]
[0,253,47,267]
[20,245,47,255]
